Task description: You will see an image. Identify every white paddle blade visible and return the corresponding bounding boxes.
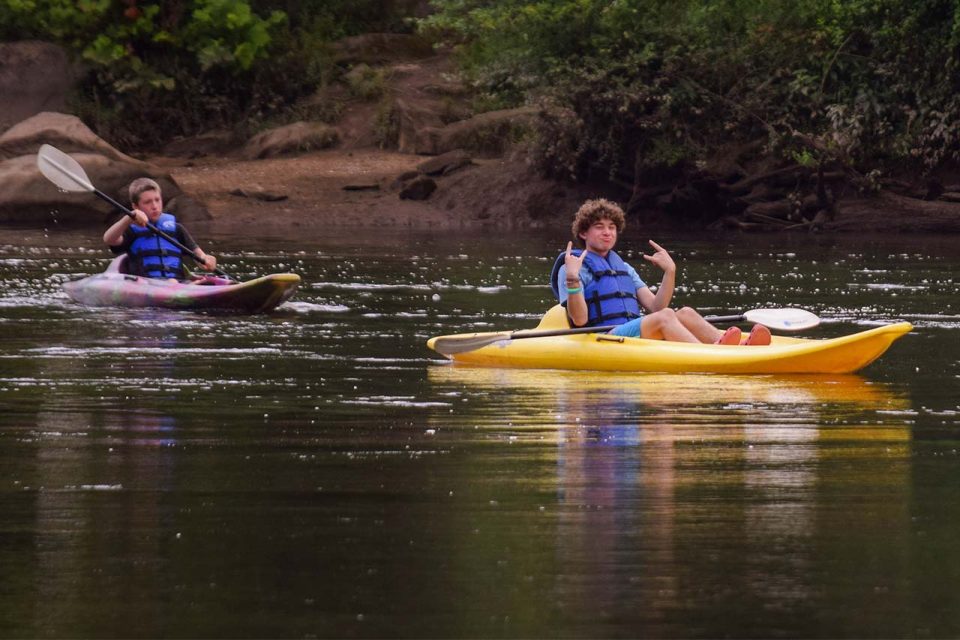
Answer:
[430,332,512,356]
[36,144,95,193]
[742,308,820,331]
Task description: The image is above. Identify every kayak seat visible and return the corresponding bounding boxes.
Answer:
[535,304,575,331]
[105,254,132,275]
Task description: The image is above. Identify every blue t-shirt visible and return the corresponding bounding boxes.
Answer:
[556,260,647,305]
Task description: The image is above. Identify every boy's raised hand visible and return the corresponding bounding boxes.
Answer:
[564,241,588,280]
[642,240,676,274]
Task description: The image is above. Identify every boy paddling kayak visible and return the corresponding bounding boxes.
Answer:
[553,199,771,346]
[103,178,217,280]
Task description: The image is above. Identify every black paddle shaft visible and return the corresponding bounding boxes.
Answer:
[703,314,745,323]
[94,188,234,280]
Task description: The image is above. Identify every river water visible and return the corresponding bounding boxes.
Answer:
[1,226,958,638]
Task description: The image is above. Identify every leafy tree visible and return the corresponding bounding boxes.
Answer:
[421,0,960,180]
[1,0,291,146]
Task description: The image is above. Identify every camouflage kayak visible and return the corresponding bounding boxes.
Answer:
[64,255,300,314]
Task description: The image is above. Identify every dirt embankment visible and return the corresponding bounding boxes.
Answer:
[153,38,623,233]
[161,147,628,233]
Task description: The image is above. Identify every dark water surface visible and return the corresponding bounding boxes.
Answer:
[1,226,958,638]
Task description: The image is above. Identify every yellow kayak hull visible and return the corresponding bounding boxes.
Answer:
[427,306,913,374]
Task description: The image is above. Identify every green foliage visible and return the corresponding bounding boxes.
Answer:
[250,0,421,37]
[345,64,388,101]
[0,0,419,147]
[422,0,960,178]
[1,0,283,80]
[791,148,818,168]
[1,0,292,146]
[183,0,285,71]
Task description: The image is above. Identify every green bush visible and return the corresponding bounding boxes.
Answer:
[421,0,960,179]
[1,0,292,147]
[0,0,422,148]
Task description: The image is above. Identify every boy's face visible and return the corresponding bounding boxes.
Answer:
[134,189,163,222]
[579,217,618,255]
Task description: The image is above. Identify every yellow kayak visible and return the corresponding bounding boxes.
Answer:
[427,305,913,374]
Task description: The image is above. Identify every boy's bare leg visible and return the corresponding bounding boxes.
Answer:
[641,308,700,343]
[676,306,726,343]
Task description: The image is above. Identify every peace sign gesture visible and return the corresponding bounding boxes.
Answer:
[564,241,588,282]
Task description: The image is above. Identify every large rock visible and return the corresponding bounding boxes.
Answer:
[163,130,239,158]
[0,112,209,226]
[395,98,446,154]
[0,42,75,134]
[0,112,140,162]
[241,121,340,160]
[430,107,539,156]
[0,153,193,225]
[416,149,472,176]
[399,174,436,200]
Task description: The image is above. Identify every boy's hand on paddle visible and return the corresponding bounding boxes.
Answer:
[130,209,148,226]
[564,241,588,280]
[198,252,217,271]
[643,240,676,274]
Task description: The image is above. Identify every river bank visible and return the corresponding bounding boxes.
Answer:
[160,146,960,236]
[158,147,627,233]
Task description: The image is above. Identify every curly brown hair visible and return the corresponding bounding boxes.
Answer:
[571,198,626,246]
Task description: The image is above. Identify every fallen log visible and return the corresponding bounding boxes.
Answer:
[721,164,805,195]
[744,199,793,220]
[744,211,793,226]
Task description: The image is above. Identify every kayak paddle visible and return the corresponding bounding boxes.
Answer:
[431,307,821,356]
[433,325,617,355]
[703,308,820,331]
[36,144,235,281]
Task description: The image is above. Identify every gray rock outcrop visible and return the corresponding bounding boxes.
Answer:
[416,149,472,176]
[0,112,208,226]
[430,107,539,156]
[399,175,436,200]
[0,41,75,134]
[241,121,340,160]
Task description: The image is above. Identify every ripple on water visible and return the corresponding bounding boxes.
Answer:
[20,346,286,359]
[342,396,453,408]
[283,301,351,313]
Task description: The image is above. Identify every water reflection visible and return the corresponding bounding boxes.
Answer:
[429,366,912,634]
[20,317,183,636]
[3,230,959,637]
[428,366,906,408]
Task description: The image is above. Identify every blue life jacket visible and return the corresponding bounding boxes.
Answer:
[550,249,642,326]
[129,213,182,278]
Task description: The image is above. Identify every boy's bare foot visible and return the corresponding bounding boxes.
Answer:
[714,326,742,345]
[745,324,772,346]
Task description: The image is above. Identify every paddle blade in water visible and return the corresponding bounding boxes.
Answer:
[37,144,95,193]
[430,325,617,356]
[742,308,820,331]
[431,331,514,356]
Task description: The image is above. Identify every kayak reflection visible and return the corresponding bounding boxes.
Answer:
[428,365,907,412]
[427,365,912,632]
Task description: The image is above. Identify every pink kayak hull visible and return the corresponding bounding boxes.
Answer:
[64,255,300,314]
